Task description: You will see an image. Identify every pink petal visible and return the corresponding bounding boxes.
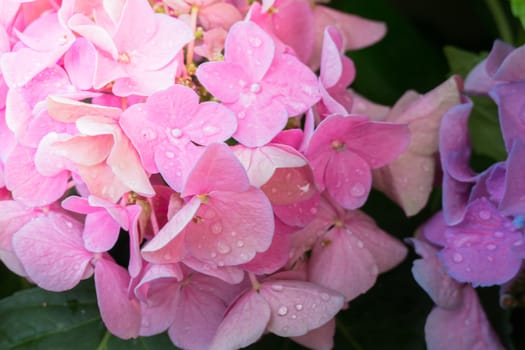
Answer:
[225,21,275,82]
[196,61,247,103]
[12,213,93,291]
[185,188,274,266]
[142,196,201,257]
[425,286,504,350]
[325,150,372,209]
[83,211,121,253]
[184,102,237,145]
[94,258,141,339]
[260,280,344,337]
[291,318,335,350]
[500,140,525,215]
[47,95,121,123]
[155,141,203,193]
[309,228,377,301]
[183,143,250,197]
[64,37,96,90]
[210,290,271,350]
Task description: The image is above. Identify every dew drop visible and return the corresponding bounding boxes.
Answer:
[309,207,318,214]
[249,37,262,47]
[295,304,303,311]
[466,267,472,272]
[356,240,364,248]
[514,240,523,246]
[217,241,231,254]
[141,128,157,140]
[479,210,491,220]
[494,231,504,238]
[65,221,73,228]
[351,183,366,197]
[271,284,284,292]
[211,252,217,258]
[486,243,497,251]
[165,151,175,158]
[171,128,182,138]
[320,293,330,301]
[203,125,218,136]
[311,303,317,309]
[452,253,463,263]
[277,306,288,316]
[211,222,223,234]
[231,231,237,237]
[291,314,297,319]
[487,256,494,262]
[464,319,470,326]
[249,83,261,93]
[163,252,172,260]
[236,240,244,247]
[238,111,246,119]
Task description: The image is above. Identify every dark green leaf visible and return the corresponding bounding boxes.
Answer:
[468,95,507,162]
[511,0,525,28]
[443,46,488,78]
[0,280,178,350]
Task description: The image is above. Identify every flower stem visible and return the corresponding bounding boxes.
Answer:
[336,318,364,350]
[485,0,514,44]
[186,6,199,68]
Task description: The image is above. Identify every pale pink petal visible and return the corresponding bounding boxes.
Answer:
[47,95,121,123]
[94,258,141,339]
[12,213,93,291]
[155,141,203,193]
[309,228,377,301]
[184,102,237,145]
[425,287,504,350]
[64,37,96,90]
[196,61,247,103]
[210,290,271,350]
[260,280,344,337]
[291,319,335,350]
[83,211,121,253]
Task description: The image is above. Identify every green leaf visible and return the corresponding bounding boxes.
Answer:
[511,0,525,29]
[0,280,177,350]
[443,46,488,78]
[468,95,507,162]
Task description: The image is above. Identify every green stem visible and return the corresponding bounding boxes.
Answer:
[336,318,364,350]
[485,0,514,44]
[95,331,111,350]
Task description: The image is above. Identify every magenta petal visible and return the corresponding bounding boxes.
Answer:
[94,258,141,339]
[13,213,93,292]
[260,280,344,337]
[441,198,523,286]
[185,188,274,266]
[210,291,271,350]
[500,140,525,215]
[225,21,274,82]
[425,287,504,350]
[183,143,250,196]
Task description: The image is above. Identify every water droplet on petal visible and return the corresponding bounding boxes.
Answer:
[238,111,246,119]
[165,151,175,158]
[295,304,303,311]
[211,252,217,258]
[249,37,262,47]
[204,209,216,219]
[356,240,364,248]
[171,128,182,138]
[236,240,244,247]
[320,293,330,301]
[277,306,288,316]
[249,83,261,93]
[310,207,318,214]
[217,241,231,254]
[65,221,73,228]
[464,319,471,326]
[453,253,463,263]
[479,210,491,220]
[291,314,297,319]
[271,284,284,292]
[494,231,504,238]
[141,128,157,140]
[351,183,366,197]
[486,244,497,251]
[163,252,172,260]
[203,125,218,136]
[487,256,494,262]
[211,222,223,234]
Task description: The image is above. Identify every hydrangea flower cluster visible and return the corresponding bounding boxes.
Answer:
[410,39,525,349]
[0,0,465,349]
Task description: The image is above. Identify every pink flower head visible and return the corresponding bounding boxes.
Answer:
[305,114,410,209]
[196,20,320,147]
[120,84,237,192]
[68,0,193,95]
[142,143,275,267]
